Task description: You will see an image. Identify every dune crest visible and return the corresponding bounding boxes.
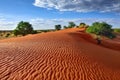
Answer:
[0,28,120,80]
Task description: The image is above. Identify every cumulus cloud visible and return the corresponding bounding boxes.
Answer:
[33,0,120,12]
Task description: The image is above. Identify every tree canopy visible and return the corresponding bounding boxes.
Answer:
[68,22,76,28]
[79,23,89,28]
[55,24,61,30]
[63,26,68,29]
[13,21,34,36]
[79,23,86,27]
[86,22,115,38]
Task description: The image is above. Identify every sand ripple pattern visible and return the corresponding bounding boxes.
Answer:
[0,28,120,80]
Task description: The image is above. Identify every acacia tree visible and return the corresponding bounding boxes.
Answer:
[79,23,86,27]
[55,24,61,30]
[79,23,89,28]
[68,22,76,28]
[13,21,34,36]
[63,26,68,29]
[86,22,115,38]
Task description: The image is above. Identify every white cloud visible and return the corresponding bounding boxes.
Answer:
[0,21,18,30]
[0,18,120,30]
[33,0,120,13]
[29,18,120,29]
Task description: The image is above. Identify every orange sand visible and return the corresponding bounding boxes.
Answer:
[0,28,120,80]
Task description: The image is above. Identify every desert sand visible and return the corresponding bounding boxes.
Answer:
[0,28,120,80]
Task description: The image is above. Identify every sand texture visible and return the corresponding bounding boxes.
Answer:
[0,28,120,80]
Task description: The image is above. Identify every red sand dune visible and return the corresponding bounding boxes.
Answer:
[0,28,120,80]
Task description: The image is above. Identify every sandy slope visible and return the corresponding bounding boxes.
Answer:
[0,28,120,80]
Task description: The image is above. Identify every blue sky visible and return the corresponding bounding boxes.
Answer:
[0,0,120,30]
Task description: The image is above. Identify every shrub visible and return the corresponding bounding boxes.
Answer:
[13,29,20,36]
[13,21,34,36]
[32,30,38,34]
[79,23,86,28]
[79,23,89,28]
[63,26,68,29]
[5,33,10,37]
[86,22,115,39]
[55,24,61,30]
[68,22,76,28]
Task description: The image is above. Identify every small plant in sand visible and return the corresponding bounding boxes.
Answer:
[5,33,10,37]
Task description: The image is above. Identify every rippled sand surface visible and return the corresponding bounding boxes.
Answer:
[0,28,120,80]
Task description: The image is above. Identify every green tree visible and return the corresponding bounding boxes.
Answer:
[79,23,89,28]
[63,26,68,29]
[55,24,61,30]
[13,29,20,36]
[68,22,76,28]
[79,23,86,27]
[13,21,34,36]
[86,22,115,38]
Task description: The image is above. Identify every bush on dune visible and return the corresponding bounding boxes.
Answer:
[13,21,35,36]
[68,22,76,28]
[79,23,89,28]
[63,22,76,29]
[63,26,68,29]
[55,24,61,30]
[86,22,116,39]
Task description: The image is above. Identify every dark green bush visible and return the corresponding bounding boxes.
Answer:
[32,30,38,34]
[86,22,115,39]
[68,22,76,28]
[79,23,86,28]
[13,21,34,36]
[55,24,61,30]
[63,26,68,29]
